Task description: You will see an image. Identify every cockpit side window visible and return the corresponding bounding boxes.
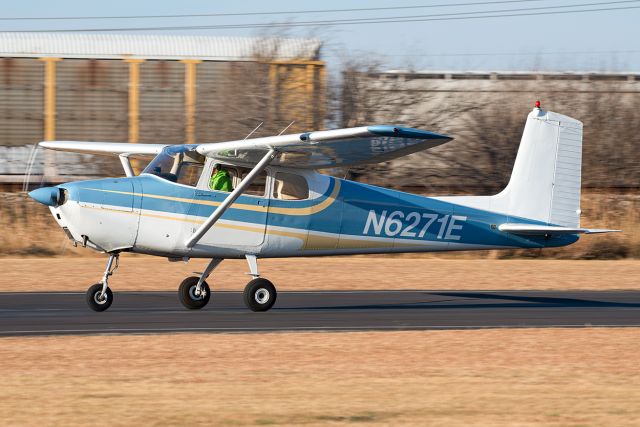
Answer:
[142,147,205,187]
[177,161,204,187]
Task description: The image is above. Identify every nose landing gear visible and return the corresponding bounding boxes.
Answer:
[86,253,119,312]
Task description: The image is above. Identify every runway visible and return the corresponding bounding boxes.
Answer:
[0,290,639,336]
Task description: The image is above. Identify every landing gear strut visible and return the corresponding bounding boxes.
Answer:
[176,256,277,312]
[178,258,222,310]
[243,255,277,312]
[86,252,119,312]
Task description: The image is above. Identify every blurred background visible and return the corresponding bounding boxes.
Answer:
[0,0,638,258]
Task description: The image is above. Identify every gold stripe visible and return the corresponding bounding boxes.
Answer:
[83,179,340,216]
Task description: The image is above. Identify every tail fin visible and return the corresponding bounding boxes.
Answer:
[492,106,583,227]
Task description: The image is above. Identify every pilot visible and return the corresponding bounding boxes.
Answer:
[209,163,233,192]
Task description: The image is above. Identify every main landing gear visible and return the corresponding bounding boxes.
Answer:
[86,252,118,312]
[177,254,277,312]
[242,255,277,312]
[178,258,222,310]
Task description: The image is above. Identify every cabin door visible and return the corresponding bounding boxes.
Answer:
[185,161,269,250]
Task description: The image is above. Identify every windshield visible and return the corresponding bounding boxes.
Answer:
[142,146,205,186]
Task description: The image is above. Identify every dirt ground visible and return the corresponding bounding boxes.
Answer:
[0,328,638,426]
[0,257,638,292]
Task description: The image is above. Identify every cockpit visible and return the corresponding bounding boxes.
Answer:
[142,145,313,201]
[142,146,205,187]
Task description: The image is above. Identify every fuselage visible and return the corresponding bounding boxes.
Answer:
[48,170,578,259]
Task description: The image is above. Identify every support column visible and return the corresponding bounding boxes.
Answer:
[125,59,144,175]
[181,60,201,145]
[40,58,61,141]
[125,59,144,143]
[318,65,326,130]
[40,57,61,181]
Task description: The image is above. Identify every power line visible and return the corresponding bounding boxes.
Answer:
[8,1,639,32]
[0,0,551,20]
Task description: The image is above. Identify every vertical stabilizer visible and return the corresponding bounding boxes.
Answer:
[493,107,583,227]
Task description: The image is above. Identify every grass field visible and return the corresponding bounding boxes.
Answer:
[1,257,638,292]
[1,328,639,426]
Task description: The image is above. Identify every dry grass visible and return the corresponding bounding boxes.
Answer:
[0,329,638,426]
[0,257,638,292]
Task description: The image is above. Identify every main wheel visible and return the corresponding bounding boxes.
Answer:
[86,283,113,312]
[178,276,211,310]
[243,278,277,312]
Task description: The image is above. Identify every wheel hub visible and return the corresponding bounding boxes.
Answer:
[189,285,205,301]
[93,292,108,305]
[255,288,270,304]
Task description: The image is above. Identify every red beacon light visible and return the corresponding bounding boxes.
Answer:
[534,100,541,109]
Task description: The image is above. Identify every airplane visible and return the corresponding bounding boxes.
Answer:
[28,102,617,312]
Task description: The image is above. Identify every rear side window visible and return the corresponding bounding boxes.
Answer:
[273,172,309,200]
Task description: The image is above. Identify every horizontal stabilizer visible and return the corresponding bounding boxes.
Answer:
[498,223,621,236]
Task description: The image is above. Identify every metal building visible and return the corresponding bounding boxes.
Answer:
[0,33,324,189]
[343,69,640,192]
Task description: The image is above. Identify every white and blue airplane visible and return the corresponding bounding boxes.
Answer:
[29,103,616,312]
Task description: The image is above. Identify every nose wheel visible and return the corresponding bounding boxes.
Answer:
[243,278,277,312]
[86,253,118,312]
[86,283,113,312]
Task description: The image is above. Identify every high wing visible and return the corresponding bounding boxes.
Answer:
[196,125,452,168]
[39,141,167,156]
[37,125,452,168]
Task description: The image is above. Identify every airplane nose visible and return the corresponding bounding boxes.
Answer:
[28,187,63,207]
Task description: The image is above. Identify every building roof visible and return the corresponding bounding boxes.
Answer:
[0,32,322,61]
[375,69,640,81]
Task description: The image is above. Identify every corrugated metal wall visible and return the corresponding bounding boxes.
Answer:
[139,60,185,145]
[0,58,43,146]
[56,59,128,142]
[196,61,236,143]
[0,57,324,148]
[0,55,326,189]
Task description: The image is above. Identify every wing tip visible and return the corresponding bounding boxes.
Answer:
[367,125,453,141]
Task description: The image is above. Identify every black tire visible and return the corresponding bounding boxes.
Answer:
[86,283,113,312]
[243,278,277,312]
[178,276,211,310]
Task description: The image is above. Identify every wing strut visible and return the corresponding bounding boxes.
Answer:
[185,148,278,249]
[119,155,134,177]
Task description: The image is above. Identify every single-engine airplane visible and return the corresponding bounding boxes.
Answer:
[29,103,617,312]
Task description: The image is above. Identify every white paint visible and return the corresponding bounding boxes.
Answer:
[363,210,386,235]
[436,108,584,227]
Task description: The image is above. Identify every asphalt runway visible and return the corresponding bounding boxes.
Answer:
[1,290,639,336]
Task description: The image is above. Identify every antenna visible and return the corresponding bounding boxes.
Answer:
[277,121,295,136]
[244,122,263,140]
